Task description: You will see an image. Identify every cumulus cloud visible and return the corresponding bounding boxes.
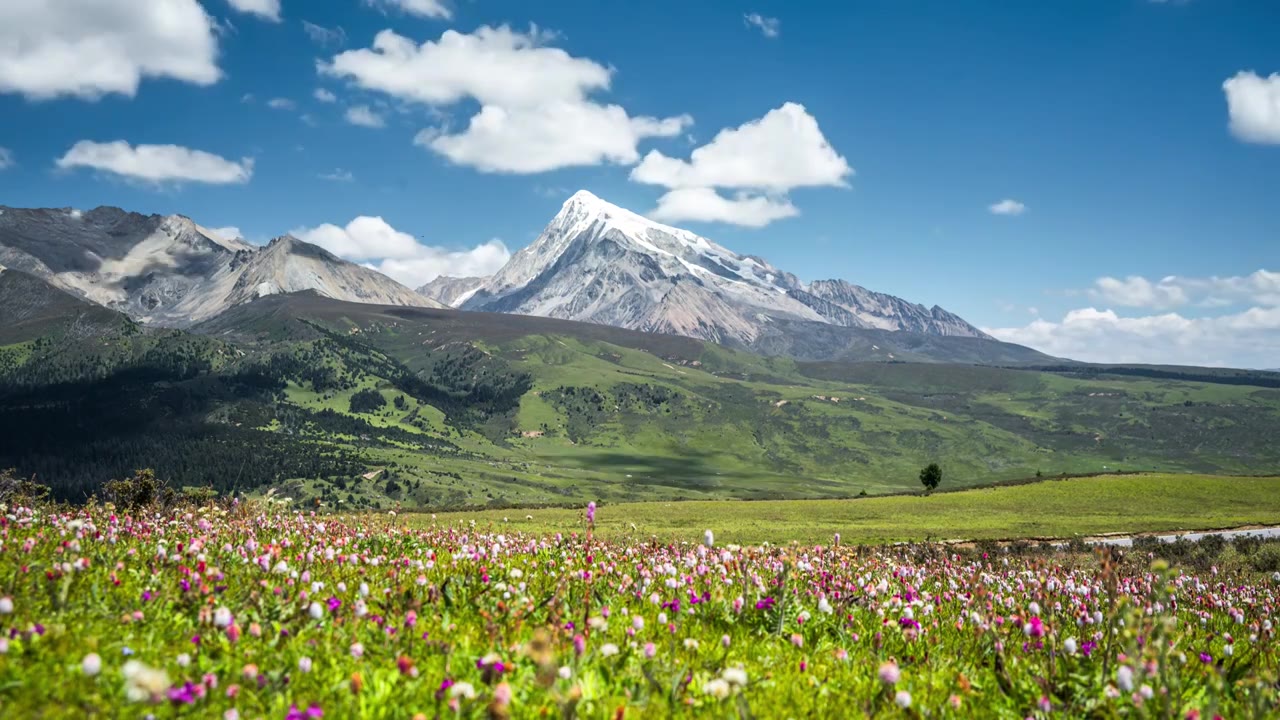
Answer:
[744,13,780,38]
[56,140,253,185]
[267,97,296,110]
[989,199,1026,215]
[629,103,849,227]
[226,0,281,22]
[1223,71,1280,144]
[319,169,354,182]
[631,103,849,192]
[0,147,12,169]
[365,0,452,19]
[321,25,690,173]
[314,88,337,103]
[650,188,797,228]
[0,0,220,100]
[986,306,1280,369]
[345,105,386,128]
[1087,270,1280,309]
[293,216,510,287]
[421,101,690,173]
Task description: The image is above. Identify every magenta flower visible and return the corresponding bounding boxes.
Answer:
[326,596,341,614]
[586,502,596,525]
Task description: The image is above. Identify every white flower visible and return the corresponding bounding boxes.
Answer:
[704,530,714,548]
[449,681,477,700]
[818,597,834,615]
[1117,665,1134,693]
[722,667,748,687]
[176,653,191,668]
[1063,637,1078,655]
[350,642,364,658]
[703,678,731,699]
[558,666,571,679]
[0,597,13,614]
[600,643,619,657]
[298,657,313,673]
[214,607,233,628]
[82,653,102,676]
[224,710,239,720]
[1029,601,1041,616]
[1139,684,1154,700]
[1224,644,1234,657]
[122,660,169,703]
[683,638,700,649]
[308,602,324,620]
[895,691,912,709]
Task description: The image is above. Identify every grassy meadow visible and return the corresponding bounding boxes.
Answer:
[413,473,1280,545]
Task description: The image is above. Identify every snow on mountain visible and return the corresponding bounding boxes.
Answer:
[420,190,989,346]
[0,205,441,326]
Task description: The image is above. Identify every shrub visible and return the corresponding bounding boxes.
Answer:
[919,463,942,492]
[102,468,175,512]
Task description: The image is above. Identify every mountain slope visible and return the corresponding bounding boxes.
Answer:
[421,191,1013,362]
[0,267,132,345]
[0,205,442,326]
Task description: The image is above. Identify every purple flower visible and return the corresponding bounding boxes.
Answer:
[179,579,191,593]
[326,596,341,614]
[586,502,596,524]
[1199,652,1212,664]
[167,681,198,705]
[435,678,455,701]
[755,597,776,611]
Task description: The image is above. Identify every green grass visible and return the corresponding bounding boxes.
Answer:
[411,473,1280,545]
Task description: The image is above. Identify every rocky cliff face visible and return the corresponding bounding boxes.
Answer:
[0,205,441,326]
[419,190,990,346]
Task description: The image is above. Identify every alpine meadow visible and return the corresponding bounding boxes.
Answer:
[1,0,1280,718]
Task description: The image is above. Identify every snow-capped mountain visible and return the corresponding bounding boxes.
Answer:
[0,205,441,326]
[420,190,989,349]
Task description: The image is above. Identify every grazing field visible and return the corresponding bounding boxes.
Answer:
[417,473,1280,545]
[1,496,1278,718]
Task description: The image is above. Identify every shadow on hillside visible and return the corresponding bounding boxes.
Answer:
[559,447,748,491]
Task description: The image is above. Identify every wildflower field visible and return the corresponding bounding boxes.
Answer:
[1,499,1278,719]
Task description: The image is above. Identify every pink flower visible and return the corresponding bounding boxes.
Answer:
[879,661,900,684]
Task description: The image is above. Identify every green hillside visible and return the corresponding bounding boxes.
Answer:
[3,285,1279,508]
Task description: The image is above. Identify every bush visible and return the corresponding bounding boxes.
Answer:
[1249,543,1280,573]
[102,468,175,512]
[0,468,51,505]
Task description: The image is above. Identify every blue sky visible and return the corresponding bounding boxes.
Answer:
[1,0,1278,366]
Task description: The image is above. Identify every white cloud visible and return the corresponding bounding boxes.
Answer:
[989,198,1026,215]
[321,25,690,173]
[1223,71,1280,144]
[56,140,253,185]
[320,169,354,182]
[629,103,848,227]
[364,0,452,20]
[314,88,337,103]
[345,105,386,128]
[0,147,12,169]
[986,306,1280,368]
[226,0,281,22]
[302,21,345,47]
[293,216,510,287]
[649,188,797,228]
[267,97,296,110]
[744,13,780,38]
[208,226,243,241]
[631,103,850,192]
[0,0,220,100]
[421,101,691,173]
[1087,270,1280,309]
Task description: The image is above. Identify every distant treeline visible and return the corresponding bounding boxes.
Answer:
[1024,365,1280,389]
